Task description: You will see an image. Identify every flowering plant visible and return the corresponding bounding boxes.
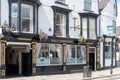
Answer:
[39,32,48,41]
[1,21,11,32]
[0,21,12,35]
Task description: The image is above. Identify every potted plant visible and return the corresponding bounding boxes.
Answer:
[97,62,101,71]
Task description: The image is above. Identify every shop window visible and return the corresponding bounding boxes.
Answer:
[37,43,49,66]
[66,45,75,64]
[50,44,62,64]
[9,0,40,34]
[105,42,112,59]
[36,43,62,66]
[66,45,86,64]
[77,46,86,64]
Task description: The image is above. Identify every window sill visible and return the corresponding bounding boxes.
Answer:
[83,9,93,12]
[55,1,68,6]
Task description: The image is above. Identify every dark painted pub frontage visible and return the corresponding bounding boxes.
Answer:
[0,33,99,78]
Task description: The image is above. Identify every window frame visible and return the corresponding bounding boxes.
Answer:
[9,0,39,34]
[66,45,86,65]
[52,6,72,38]
[81,16,97,39]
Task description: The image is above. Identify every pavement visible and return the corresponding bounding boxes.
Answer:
[1,67,120,80]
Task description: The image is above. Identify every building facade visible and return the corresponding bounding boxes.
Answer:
[0,0,117,78]
[99,0,117,68]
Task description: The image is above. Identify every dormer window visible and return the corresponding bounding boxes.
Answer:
[9,0,41,34]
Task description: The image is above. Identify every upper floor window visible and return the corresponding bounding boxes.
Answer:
[113,4,117,16]
[52,6,71,38]
[81,17,96,39]
[84,0,91,11]
[56,13,66,37]
[9,0,41,34]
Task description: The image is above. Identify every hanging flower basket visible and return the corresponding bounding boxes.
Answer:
[39,32,48,41]
[1,21,12,36]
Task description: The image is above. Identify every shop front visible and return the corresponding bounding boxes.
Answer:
[34,37,87,74]
[0,36,99,78]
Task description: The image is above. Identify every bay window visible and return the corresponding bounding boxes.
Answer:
[11,3,18,31]
[9,0,40,34]
[21,4,33,33]
[89,18,96,39]
[82,18,87,39]
[81,16,96,39]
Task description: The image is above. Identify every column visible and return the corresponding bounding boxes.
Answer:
[63,44,66,72]
[0,40,6,78]
[32,42,37,75]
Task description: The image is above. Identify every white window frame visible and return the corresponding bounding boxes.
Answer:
[56,13,66,37]
[21,4,33,33]
[11,3,18,32]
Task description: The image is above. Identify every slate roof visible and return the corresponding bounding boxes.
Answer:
[99,0,110,11]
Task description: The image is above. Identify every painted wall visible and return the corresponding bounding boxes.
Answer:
[38,0,99,38]
[1,0,9,25]
[99,0,117,68]
[1,0,99,38]
[100,0,117,36]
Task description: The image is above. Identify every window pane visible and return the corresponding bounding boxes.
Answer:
[105,42,112,59]
[84,0,91,10]
[21,4,33,33]
[77,46,86,64]
[82,18,87,39]
[66,45,75,64]
[11,3,18,31]
[56,13,66,37]
[50,44,62,64]
[89,18,96,39]
[21,18,30,31]
[36,43,49,66]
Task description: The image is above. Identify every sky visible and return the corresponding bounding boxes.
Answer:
[117,0,120,26]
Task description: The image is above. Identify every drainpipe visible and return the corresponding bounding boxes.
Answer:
[0,0,1,25]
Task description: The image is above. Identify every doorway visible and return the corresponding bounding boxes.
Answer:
[6,47,32,76]
[88,47,96,70]
[89,53,95,70]
[22,51,32,76]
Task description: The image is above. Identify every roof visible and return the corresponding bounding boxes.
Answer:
[99,0,110,11]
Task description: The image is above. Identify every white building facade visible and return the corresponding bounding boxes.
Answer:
[0,0,117,78]
[99,0,117,68]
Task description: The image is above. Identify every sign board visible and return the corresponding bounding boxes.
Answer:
[107,26,115,34]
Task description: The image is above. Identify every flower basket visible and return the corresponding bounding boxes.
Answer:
[40,33,48,41]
